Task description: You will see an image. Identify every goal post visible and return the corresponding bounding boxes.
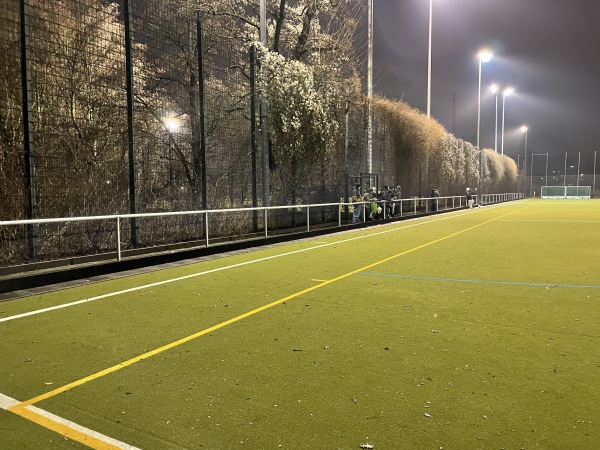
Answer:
[541,186,591,199]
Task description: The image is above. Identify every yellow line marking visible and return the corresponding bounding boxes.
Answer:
[17,202,533,411]
[9,404,124,449]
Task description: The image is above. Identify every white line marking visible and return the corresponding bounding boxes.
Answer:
[1,391,140,449]
[0,208,487,324]
[0,392,20,409]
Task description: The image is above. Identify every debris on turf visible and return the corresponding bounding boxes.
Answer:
[359,444,374,449]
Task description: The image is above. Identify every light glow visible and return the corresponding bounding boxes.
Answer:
[478,51,493,63]
[164,118,180,132]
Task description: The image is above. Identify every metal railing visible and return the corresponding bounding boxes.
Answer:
[0,193,523,268]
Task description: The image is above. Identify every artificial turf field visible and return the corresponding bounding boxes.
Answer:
[1,199,599,449]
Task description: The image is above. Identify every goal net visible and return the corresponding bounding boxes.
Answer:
[541,186,591,199]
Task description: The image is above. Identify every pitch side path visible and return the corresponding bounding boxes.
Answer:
[1,199,599,449]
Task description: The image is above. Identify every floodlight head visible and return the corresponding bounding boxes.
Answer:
[490,84,499,94]
[478,51,493,63]
[503,87,515,96]
[520,125,528,133]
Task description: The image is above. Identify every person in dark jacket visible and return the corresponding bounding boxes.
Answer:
[466,187,474,208]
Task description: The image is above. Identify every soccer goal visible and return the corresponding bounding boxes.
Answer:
[541,186,591,199]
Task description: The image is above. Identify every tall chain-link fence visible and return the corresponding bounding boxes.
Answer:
[0,0,376,266]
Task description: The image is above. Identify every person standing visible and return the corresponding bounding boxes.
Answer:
[431,188,440,211]
[352,193,363,224]
[466,187,474,208]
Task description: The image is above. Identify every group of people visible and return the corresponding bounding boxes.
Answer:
[351,185,401,224]
[432,187,477,210]
[351,185,478,224]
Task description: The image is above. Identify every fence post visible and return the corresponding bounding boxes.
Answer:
[196,11,208,211]
[20,0,37,260]
[249,46,259,231]
[307,206,310,232]
[123,0,138,247]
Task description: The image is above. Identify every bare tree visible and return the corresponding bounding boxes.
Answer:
[17,0,130,218]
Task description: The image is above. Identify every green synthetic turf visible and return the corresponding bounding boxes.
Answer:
[1,199,599,449]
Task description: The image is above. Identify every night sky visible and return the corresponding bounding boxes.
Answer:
[372,0,600,173]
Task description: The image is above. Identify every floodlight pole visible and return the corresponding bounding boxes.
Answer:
[594,150,597,197]
[563,152,567,186]
[523,128,528,196]
[427,0,433,118]
[367,0,373,175]
[530,153,534,197]
[476,58,483,150]
[501,94,506,155]
[476,53,490,196]
[501,88,514,156]
[259,0,266,43]
[494,89,499,152]
[577,151,581,188]
[259,0,270,207]
[545,153,548,187]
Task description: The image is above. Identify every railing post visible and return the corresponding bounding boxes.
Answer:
[264,208,268,238]
[338,203,342,227]
[307,206,310,232]
[204,211,209,246]
[116,217,121,261]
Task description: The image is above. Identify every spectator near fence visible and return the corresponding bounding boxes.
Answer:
[430,188,440,211]
[351,193,363,224]
[466,187,474,208]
